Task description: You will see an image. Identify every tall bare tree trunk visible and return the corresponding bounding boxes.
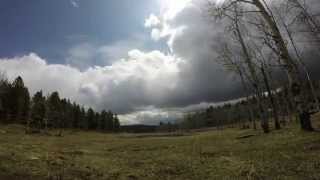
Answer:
[253,0,313,131]
[284,84,296,122]
[278,9,320,111]
[261,65,281,129]
[239,71,256,130]
[234,8,269,133]
[278,91,287,126]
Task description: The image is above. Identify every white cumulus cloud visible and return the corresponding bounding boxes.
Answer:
[144,14,161,28]
[0,51,182,117]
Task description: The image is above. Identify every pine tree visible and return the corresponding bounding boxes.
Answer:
[0,74,119,133]
[47,92,62,131]
[106,111,114,131]
[30,91,46,132]
[0,78,11,122]
[87,108,95,130]
[80,107,86,129]
[94,112,100,130]
[99,110,107,130]
[73,104,81,129]
[11,76,30,123]
[60,99,68,129]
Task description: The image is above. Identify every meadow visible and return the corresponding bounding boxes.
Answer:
[1,117,320,180]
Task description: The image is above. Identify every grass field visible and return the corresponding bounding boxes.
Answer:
[1,117,320,180]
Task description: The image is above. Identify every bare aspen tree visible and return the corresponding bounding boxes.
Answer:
[251,41,282,129]
[218,44,257,129]
[255,0,314,131]
[260,64,281,129]
[208,0,315,131]
[214,3,270,132]
[276,2,320,111]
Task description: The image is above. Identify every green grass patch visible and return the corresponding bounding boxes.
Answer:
[0,121,320,179]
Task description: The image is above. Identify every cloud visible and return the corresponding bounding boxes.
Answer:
[158,0,193,21]
[97,35,146,65]
[151,28,161,41]
[120,108,182,125]
[145,0,241,105]
[70,0,79,8]
[144,14,161,28]
[0,51,181,114]
[0,53,81,100]
[66,43,96,70]
[66,35,146,70]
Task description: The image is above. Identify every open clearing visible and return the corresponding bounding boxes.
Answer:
[1,117,320,180]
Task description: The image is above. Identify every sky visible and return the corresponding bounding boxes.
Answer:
[1,0,319,125]
[0,0,161,64]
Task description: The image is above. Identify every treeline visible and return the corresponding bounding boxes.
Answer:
[0,76,120,134]
[180,81,320,130]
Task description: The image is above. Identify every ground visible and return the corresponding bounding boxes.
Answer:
[0,116,320,180]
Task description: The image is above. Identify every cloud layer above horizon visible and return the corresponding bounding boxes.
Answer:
[0,0,254,124]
